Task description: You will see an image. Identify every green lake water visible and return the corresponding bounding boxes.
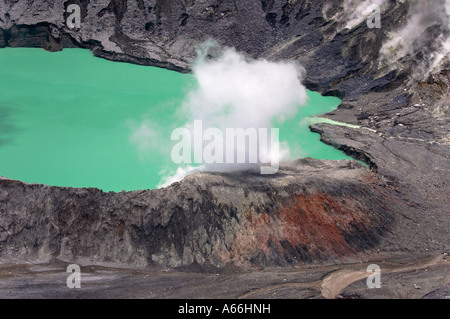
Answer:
[0,48,352,192]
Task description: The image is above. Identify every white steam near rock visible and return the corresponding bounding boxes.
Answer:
[157,41,309,188]
[380,0,450,78]
[336,0,450,78]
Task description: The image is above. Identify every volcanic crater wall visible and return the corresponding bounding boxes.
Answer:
[0,160,405,268]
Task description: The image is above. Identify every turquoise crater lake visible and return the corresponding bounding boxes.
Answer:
[0,48,352,192]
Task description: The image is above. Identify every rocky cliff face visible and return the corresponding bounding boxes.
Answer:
[0,1,422,90]
[0,0,448,269]
[1,158,445,269]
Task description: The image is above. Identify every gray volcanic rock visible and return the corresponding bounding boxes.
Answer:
[0,1,420,88]
[1,158,443,269]
[311,122,450,207]
[0,0,449,275]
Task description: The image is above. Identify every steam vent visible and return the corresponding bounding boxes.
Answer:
[0,0,449,299]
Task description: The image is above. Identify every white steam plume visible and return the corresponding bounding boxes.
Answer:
[186,41,307,129]
[333,0,450,78]
[158,40,309,187]
[128,119,162,161]
[380,0,450,78]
